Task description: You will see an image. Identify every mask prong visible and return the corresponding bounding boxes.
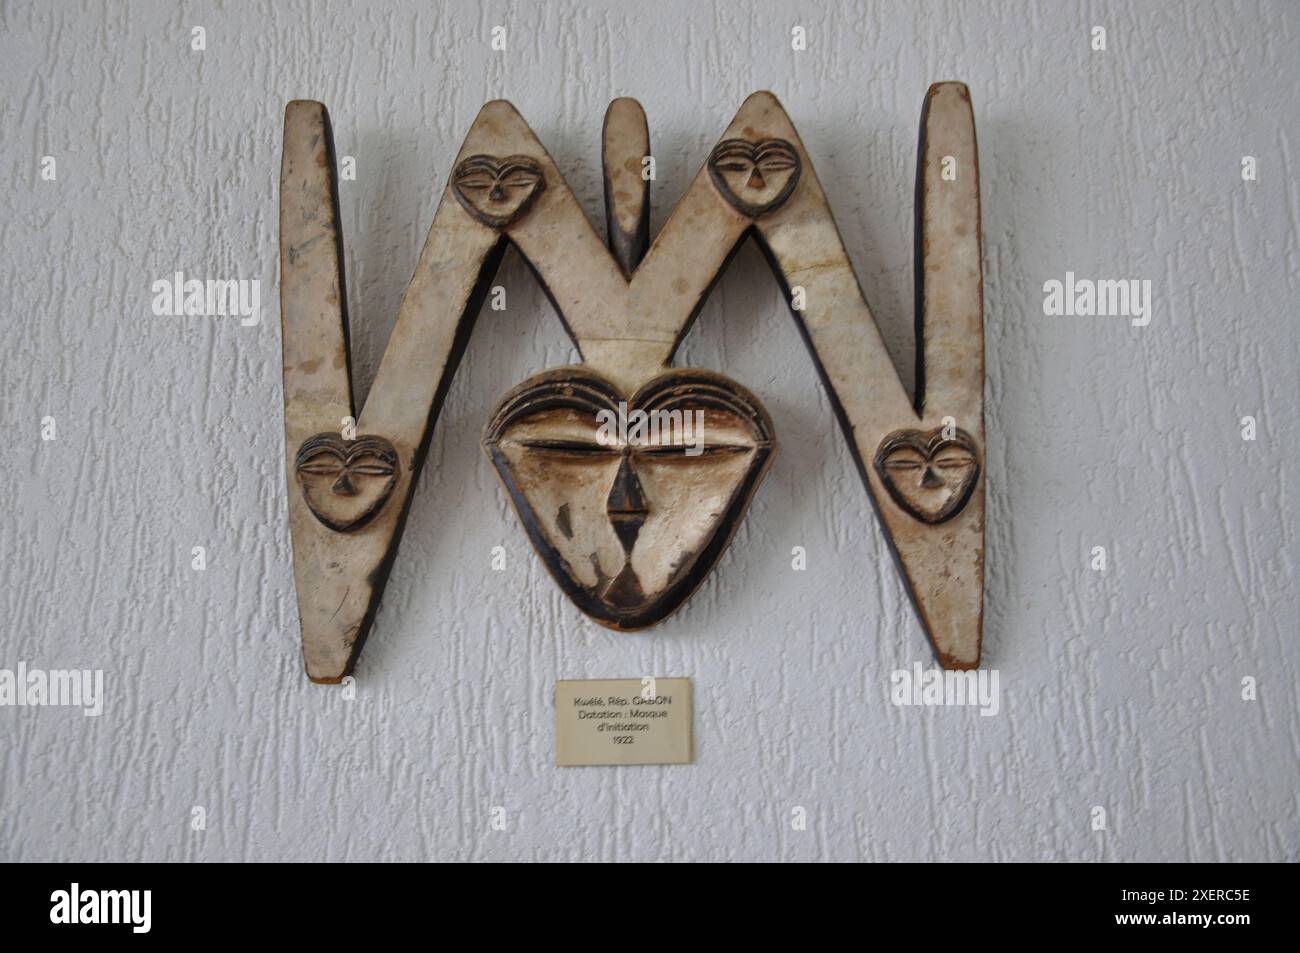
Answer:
[280,100,507,684]
[602,98,651,276]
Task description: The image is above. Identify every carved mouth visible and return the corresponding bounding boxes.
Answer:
[483,367,775,629]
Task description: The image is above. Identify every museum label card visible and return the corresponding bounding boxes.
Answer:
[555,678,692,766]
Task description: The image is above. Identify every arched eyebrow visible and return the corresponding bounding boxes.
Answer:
[297,455,345,472]
[923,429,978,455]
[633,376,773,445]
[346,436,397,454]
[754,141,798,165]
[483,376,623,442]
[453,156,501,178]
[294,435,347,460]
[497,161,541,180]
[710,140,756,161]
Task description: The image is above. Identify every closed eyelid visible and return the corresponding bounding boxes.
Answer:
[516,438,616,454]
[636,443,749,457]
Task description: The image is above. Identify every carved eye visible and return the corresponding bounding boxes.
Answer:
[456,173,495,190]
[517,437,616,457]
[298,453,345,475]
[636,443,749,458]
[933,452,974,471]
[755,151,797,172]
[883,451,926,471]
[499,168,540,189]
[348,457,396,477]
[711,141,757,169]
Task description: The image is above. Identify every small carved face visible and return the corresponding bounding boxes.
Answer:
[295,434,400,532]
[452,154,545,227]
[707,138,801,217]
[874,427,979,524]
[483,369,774,629]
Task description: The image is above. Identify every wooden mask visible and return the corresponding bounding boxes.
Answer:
[280,85,985,682]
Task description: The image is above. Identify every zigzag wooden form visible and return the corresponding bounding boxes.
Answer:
[279,85,985,683]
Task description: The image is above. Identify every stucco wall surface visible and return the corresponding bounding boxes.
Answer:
[1,0,1296,862]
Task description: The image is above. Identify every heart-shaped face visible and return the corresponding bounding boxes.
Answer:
[707,138,801,217]
[452,154,545,227]
[874,427,980,525]
[294,433,400,532]
[483,368,775,630]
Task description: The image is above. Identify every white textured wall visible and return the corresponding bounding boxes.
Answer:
[2,0,1296,862]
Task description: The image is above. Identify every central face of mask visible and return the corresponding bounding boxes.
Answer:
[483,367,775,629]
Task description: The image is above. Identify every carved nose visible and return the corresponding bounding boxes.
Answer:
[331,471,357,495]
[607,453,648,553]
[747,166,766,189]
[920,466,943,489]
[489,184,506,202]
